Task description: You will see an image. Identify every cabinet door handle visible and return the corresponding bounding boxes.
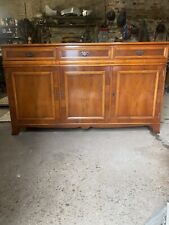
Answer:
[80,51,89,57]
[25,52,34,57]
[112,92,116,97]
[135,50,145,56]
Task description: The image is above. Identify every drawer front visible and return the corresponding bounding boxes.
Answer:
[59,47,111,60]
[3,47,56,60]
[113,46,168,59]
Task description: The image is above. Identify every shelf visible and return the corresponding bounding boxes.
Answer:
[0,25,17,29]
[43,15,101,28]
[0,36,22,40]
[34,16,101,41]
[44,15,101,21]
[46,23,97,28]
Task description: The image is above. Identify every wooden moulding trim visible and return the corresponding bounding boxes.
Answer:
[114,70,160,118]
[3,61,59,67]
[15,123,157,127]
[11,72,56,121]
[64,70,106,119]
[3,62,167,68]
[59,59,168,64]
[3,47,56,57]
[3,59,167,63]
[1,42,169,47]
[58,47,111,59]
[113,46,169,58]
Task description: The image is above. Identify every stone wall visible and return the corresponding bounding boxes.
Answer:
[107,0,169,20]
[0,0,168,43]
[0,0,103,19]
[0,0,168,20]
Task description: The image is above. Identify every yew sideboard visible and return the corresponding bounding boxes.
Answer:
[2,42,168,135]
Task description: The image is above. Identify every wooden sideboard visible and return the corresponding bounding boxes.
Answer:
[2,42,168,135]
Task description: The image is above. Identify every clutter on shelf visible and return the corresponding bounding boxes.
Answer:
[98,8,169,42]
[1,4,169,44]
[0,17,22,44]
[45,5,57,17]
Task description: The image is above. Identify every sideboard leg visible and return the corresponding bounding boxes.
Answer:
[150,124,160,134]
[12,125,20,135]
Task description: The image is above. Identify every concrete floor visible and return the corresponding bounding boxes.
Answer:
[0,107,8,117]
[0,96,169,225]
[160,94,169,146]
[0,93,8,117]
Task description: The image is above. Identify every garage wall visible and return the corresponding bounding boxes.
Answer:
[0,0,168,20]
[107,0,169,20]
[0,0,25,18]
[0,0,104,19]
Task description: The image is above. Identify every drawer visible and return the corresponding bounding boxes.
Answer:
[113,46,168,59]
[59,47,111,60]
[3,47,56,60]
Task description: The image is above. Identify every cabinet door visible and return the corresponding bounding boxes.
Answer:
[7,67,60,124]
[111,65,164,121]
[60,66,109,123]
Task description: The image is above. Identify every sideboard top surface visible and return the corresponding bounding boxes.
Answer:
[1,42,169,48]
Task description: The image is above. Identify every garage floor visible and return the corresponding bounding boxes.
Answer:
[0,96,169,225]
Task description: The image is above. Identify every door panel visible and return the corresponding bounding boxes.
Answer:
[60,67,108,122]
[11,70,57,123]
[112,66,162,120]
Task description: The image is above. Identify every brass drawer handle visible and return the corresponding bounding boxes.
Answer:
[25,52,34,57]
[135,50,145,56]
[80,51,89,57]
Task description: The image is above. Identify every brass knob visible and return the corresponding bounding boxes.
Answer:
[80,51,89,57]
